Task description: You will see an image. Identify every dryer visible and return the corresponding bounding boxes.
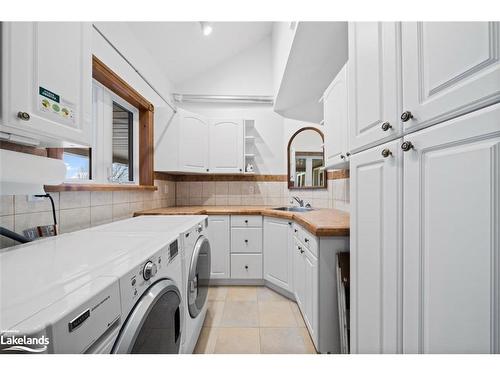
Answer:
[180,218,211,354]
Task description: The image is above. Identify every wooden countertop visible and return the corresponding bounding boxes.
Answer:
[134,206,350,237]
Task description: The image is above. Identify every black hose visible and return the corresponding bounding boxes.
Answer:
[0,226,31,244]
[35,193,57,226]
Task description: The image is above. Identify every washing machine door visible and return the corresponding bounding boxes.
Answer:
[112,279,182,354]
[188,235,211,318]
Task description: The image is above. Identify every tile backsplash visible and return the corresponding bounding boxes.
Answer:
[0,180,175,249]
[174,178,350,212]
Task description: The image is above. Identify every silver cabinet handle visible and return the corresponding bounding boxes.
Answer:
[401,111,413,122]
[381,122,392,131]
[17,112,30,121]
[401,141,414,152]
[381,149,392,158]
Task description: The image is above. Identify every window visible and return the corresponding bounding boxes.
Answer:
[63,148,92,180]
[111,102,134,183]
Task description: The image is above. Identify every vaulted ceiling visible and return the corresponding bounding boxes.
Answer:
[126,22,273,86]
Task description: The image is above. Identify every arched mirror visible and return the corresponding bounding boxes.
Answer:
[287,127,326,189]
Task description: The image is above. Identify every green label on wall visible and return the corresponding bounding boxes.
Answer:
[39,87,60,103]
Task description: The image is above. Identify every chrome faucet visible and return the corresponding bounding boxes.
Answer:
[292,196,304,207]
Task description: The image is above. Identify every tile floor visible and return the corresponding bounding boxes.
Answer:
[194,286,317,354]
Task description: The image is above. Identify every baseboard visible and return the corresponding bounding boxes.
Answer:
[208,278,296,301]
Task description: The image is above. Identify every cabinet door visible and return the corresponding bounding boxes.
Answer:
[402,22,500,132]
[1,22,92,146]
[324,63,349,167]
[178,109,209,172]
[263,218,293,292]
[403,103,500,354]
[348,22,402,153]
[207,216,230,279]
[303,248,318,343]
[350,139,402,354]
[293,238,305,309]
[209,119,243,173]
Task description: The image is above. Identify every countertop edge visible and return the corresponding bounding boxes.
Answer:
[134,207,350,237]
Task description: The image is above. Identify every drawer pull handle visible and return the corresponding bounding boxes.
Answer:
[401,111,413,122]
[381,121,392,131]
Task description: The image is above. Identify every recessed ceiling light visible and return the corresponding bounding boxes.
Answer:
[200,22,213,36]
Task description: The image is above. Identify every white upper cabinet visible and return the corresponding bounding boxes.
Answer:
[402,103,500,354]
[178,109,210,173]
[401,22,500,132]
[209,119,244,173]
[1,22,92,146]
[263,217,294,292]
[323,63,349,168]
[348,22,402,153]
[157,108,245,174]
[350,139,402,354]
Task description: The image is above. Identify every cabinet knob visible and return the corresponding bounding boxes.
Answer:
[381,122,392,131]
[244,239,248,243]
[346,152,351,157]
[381,148,392,158]
[244,220,248,223]
[206,168,209,172]
[294,229,298,233]
[288,222,292,226]
[401,141,414,152]
[17,111,30,121]
[401,111,413,122]
[239,168,242,172]
[340,154,345,160]
[304,238,309,243]
[245,265,248,270]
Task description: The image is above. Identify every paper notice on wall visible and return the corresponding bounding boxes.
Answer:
[38,86,76,125]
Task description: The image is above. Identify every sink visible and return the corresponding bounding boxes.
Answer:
[272,206,314,212]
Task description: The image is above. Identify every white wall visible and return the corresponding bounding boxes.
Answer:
[176,36,273,96]
[271,22,296,95]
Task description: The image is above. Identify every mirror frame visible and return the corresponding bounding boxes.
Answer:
[287,127,326,190]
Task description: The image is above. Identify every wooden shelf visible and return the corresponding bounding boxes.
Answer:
[44,183,158,192]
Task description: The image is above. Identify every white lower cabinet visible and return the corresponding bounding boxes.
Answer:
[402,103,500,354]
[350,103,500,354]
[350,139,402,354]
[263,217,294,292]
[207,216,230,279]
[207,214,349,353]
[231,254,263,279]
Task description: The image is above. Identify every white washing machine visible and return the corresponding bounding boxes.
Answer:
[180,218,211,354]
[111,236,184,354]
[0,229,183,354]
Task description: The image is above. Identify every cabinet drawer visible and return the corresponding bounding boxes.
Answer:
[231,228,262,253]
[231,215,262,228]
[231,254,263,279]
[300,229,318,257]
